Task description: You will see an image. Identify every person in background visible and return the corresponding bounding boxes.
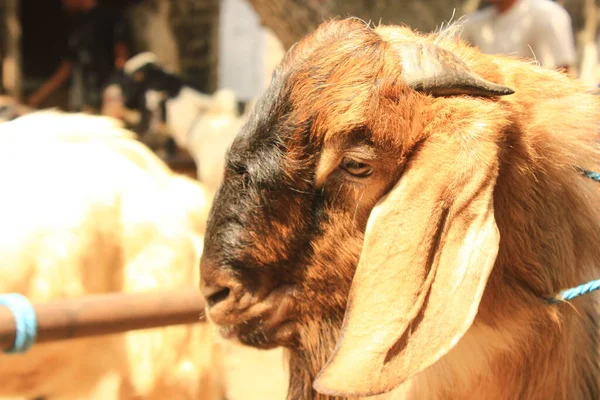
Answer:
[459,0,576,74]
[26,0,131,112]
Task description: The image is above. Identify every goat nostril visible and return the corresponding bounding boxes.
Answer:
[206,287,231,307]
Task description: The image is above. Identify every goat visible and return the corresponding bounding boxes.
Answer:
[120,52,212,144]
[0,115,221,400]
[199,18,600,400]
[119,53,242,194]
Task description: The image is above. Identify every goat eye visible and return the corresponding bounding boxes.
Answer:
[340,157,373,177]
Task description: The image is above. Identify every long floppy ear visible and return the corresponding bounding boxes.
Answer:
[314,130,501,396]
[313,43,505,396]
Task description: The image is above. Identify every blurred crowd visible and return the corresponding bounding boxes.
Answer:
[26,0,132,114]
[462,0,576,73]
[460,0,576,74]
[3,0,589,120]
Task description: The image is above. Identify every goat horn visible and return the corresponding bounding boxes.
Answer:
[398,43,515,97]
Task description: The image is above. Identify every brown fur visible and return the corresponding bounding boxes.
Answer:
[286,20,600,397]
[201,18,600,399]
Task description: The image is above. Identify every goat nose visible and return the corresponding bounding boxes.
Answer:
[199,270,243,325]
[201,283,232,308]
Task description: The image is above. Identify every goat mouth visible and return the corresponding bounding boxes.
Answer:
[213,288,299,348]
[220,319,298,349]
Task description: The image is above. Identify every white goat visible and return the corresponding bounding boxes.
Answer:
[0,110,136,140]
[0,112,221,400]
[187,89,245,192]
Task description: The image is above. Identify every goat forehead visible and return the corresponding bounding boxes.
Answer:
[227,33,391,175]
[230,72,291,153]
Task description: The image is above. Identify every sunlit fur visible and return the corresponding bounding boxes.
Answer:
[202,18,600,399]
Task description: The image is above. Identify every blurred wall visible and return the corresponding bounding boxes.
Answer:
[218,0,265,102]
[170,0,219,93]
[128,0,181,74]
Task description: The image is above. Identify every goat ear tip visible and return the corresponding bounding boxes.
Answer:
[312,370,354,397]
[313,368,392,397]
[313,355,350,395]
[312,375,336,395]
[313,350,386,397]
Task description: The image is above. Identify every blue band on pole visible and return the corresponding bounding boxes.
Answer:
[0,293,38,353]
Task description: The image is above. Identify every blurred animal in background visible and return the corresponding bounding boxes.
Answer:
[185,88,245,194]
[115,52,246,195]
[0,110,222,400]
[101,71,154,138]
[101,76,143,128]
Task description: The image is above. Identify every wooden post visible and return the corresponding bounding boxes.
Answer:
[219,0,267,102]
[0,288,206,352]
[2,0,22,99]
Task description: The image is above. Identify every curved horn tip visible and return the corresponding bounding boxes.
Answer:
[398,42,516,98]
[492,85,515,96]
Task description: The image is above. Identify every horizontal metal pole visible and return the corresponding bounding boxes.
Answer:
[0,288,206,352]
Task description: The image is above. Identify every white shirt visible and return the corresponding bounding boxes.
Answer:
[459,0,576,69]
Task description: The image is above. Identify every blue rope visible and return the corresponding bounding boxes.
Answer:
[546,279,600,304]
[0,293,38,353]
[578,168,600,182]
[544,168,600,304]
